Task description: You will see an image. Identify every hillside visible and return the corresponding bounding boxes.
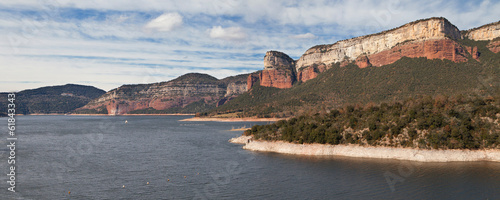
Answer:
[75,73,248,115]
[0,84,106,115]
[243,94,500,150]
[204,18,500,118]
[208,38,499,118]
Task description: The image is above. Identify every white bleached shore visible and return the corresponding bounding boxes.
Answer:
[180,117,284,122]
[229,135,253,144]
[229,135,500,162]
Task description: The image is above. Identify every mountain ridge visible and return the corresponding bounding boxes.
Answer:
[75,73,249,115]
[0,84,106,114]
[208,17,500,118]
[248,17,500,89]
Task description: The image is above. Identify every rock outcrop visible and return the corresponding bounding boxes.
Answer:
[76,73,248,115]
[247,17,500,89]
[297,64,327,82]
[295,17,462,71]
[264,51,295,69]
[247,72,260,90]
[367,39,469,66]
[464,21,500,41]
[250,51,296,89]
[487,40,500,53]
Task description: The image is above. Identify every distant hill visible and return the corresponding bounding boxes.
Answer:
[0,84,106,115]
[75,73,249,115]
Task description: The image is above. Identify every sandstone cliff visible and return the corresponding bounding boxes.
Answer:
[295,17,463,70]
[250,51,296,89]
[248,17,500,89]
[464,21,500,41]
[488,39,500,53]
[76,73,248,115]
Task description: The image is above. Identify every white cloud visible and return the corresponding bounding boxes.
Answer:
[290,33,317,39]
[145,12,183,32]
[208,26,247,41]
[1,0,500,92]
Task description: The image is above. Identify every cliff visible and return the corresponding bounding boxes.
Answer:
[464,20,500,41]
[296,17,463,70]
[248,17,500,89]
[75,73,248,115]
[249,51,297,89]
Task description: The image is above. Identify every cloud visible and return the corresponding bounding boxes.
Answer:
[290,33,317,39]
[145,12,183,32]
[1,0,500,92]
[208,26,247,41]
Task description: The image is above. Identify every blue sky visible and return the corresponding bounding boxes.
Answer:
[0,0,499,92]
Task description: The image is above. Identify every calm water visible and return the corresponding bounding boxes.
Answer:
[1,115,499,199]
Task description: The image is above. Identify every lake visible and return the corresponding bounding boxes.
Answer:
[1,115,499,199]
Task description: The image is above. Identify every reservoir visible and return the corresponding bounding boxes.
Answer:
[1,115,499,199]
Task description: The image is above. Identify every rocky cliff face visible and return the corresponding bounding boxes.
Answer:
[247,17,499,89]
[264,51,295,69]
[250,51,296,89]
[76,73,247,115]
[465,21,500,41]
[367,39,469,66]
[488,40,500,53]
[297,64,327,82]
[295,17,462,70]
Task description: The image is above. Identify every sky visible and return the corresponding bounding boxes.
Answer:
[0,0,499,92]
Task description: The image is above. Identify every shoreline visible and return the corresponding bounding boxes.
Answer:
[179,117,285,122]
[69,113,194,116]
[229,135,500,162]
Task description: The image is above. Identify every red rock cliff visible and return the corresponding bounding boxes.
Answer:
[248,17,499,88]
[368,39,469,66]
[77,73,248,115]
[248,51,296,89]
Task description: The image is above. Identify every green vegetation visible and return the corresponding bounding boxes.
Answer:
[244,95,500,150]
[210,38,499,118]
[74,105,108,114]
[0,84,105,114]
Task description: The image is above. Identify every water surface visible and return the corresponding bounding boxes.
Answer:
[1,115,499,199]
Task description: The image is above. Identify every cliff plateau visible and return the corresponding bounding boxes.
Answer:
[76,73,248,115]
[248,17,500,88]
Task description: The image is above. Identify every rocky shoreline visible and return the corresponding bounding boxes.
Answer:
[229,135,500,162]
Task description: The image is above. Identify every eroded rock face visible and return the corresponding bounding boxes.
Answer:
[368,39,469,66]
[248,18,498,91]
[487,40,500,53]
[355,56,371,68]
[295,17,462,71]
[226,82,247,97]
[264,51,295,69]
[297,64,327,82]
[259,67,295,89]
[247,72,260,90]
[465,21,500,41]
[77,73,247,115]
[248,51,297,89]
[466,46,480,61]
